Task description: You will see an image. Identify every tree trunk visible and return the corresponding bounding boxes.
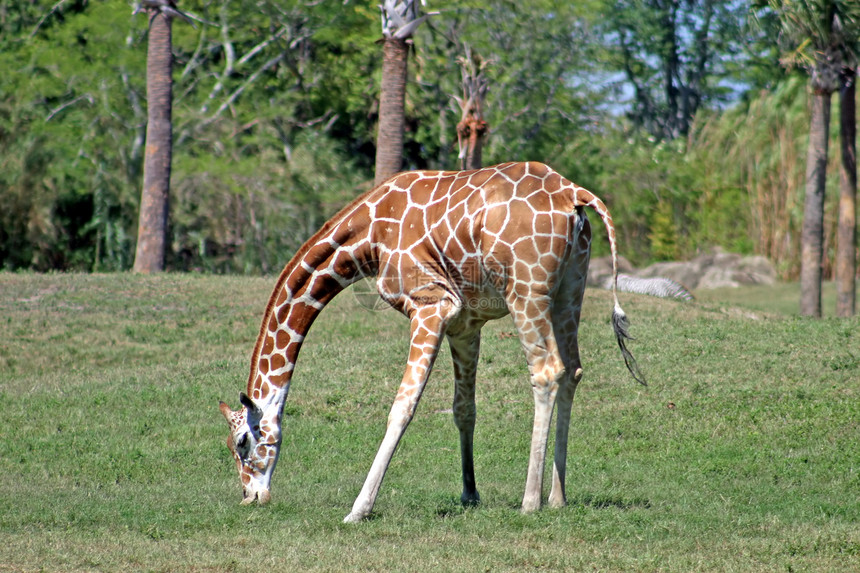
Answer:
[374,37,409,187]
[463,121,484,170]
[457,118,486,171]
[133,12,173,273]
[455,49,489,171]
[836,72,857,317]
[800,88,832,317]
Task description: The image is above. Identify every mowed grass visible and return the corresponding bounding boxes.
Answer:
[0,272,857,572]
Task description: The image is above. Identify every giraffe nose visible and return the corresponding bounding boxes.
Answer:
[240,488,271,505]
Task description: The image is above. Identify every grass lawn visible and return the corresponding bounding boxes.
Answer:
[0,272,857,572]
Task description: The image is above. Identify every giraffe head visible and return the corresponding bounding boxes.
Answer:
[218,392,282,505]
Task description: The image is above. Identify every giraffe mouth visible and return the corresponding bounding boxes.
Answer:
[241,488,271,506]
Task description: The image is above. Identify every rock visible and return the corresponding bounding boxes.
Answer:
[592,247,777,292]
[735,255,777,285]
[587,255,635,287]
[636,261,702,290]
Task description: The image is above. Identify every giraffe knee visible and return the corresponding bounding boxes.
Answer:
[531,359,566,390]
[389,387,424,426]
[573,367,583,382]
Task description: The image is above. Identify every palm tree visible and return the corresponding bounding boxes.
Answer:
[373,0,434,186]
[765,0,859,317]
[836,65,856,316]
[454,48,489,171]
[132,1,196,273]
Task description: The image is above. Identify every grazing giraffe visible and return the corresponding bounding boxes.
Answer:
[219,161,644,523]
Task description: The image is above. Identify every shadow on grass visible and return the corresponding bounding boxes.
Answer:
[573,493,652,510]
[480,493,653,514]
[434,497,472,519]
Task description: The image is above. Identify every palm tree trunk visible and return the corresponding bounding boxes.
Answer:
[800,88,832,317]
[455,49,488,171]
[836,72,856,317]
[133,12,173,273]
[462,122,484,170]
[374,37,409,187]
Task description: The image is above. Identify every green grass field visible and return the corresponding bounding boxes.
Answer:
[0,272,857,572]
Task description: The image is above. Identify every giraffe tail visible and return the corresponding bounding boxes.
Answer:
[574,187,646,386]
[611,303,646,385]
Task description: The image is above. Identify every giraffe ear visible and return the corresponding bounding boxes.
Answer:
[239,392,259,413]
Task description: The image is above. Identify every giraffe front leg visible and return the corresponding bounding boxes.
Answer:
[343,399,412,523]
[448,332,481,506]
[343,309,447,523]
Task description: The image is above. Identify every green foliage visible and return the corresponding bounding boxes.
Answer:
[0,1,850,274]
[649,201,680,261]
[0,0,380,273]
[596,0,752,138]
[0,0,145,270]
[554,125,752,265]
[0,273,857,571]
[690,75,855,279]
[171,128,364,273]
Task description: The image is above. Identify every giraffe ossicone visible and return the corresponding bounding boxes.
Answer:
[218,161,645,522]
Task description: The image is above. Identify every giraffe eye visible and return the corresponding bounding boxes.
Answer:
[236,433,251,458]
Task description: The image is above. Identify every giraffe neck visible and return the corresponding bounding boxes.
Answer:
[245,198,376,405]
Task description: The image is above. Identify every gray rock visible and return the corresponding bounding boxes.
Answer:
[590,247,777,292]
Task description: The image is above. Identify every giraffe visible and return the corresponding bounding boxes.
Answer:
[219,161,644,523]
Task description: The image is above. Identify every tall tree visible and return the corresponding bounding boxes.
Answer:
[764,0,859,317]
[133,2,176,273]
[132,1,200,273]
[836,65,857,316]
[374,0,434,186]
[604,0,745,140]
[454,48,489,170]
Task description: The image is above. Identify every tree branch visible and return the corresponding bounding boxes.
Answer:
[45,94,94,122]
[200,52,286,127]
[29,0,71,38]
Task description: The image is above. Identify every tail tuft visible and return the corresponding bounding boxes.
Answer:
[573,180,646,385]
[612,306,646,385]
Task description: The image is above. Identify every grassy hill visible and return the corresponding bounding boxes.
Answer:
[0,272,857,571]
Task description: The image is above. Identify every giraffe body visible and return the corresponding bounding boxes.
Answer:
[219,161,643,522]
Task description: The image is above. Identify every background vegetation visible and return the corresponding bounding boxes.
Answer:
[1,0,854,278]
[0,273,857,571]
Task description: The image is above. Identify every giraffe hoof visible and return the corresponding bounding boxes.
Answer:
[548,496,567,509]
[461,491,481,507]
[521,496,541,514]
[343,511,366,524]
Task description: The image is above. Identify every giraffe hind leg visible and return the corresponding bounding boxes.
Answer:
[548,365,582,508]
[549,240,589,508]
[448,331,482,506]
[507,294,566,513]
